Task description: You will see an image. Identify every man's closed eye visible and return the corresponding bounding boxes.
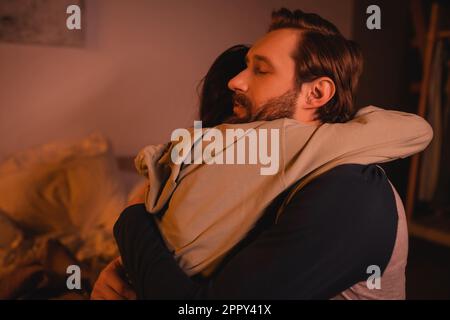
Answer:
[253,67,269,75]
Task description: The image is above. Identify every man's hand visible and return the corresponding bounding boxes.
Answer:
[91,257,137,300]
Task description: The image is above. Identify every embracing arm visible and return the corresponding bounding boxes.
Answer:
[281,106,433,188]
[349,106,433,159]
[114,164,398,299]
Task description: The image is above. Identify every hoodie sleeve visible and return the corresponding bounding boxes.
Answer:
[282,106,433,188]
[350,106,434,159]
[134,143,180,214]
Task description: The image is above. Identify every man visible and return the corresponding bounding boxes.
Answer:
[92,8,417,299]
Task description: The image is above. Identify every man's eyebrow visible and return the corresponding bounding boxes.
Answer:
[245,54,275,68]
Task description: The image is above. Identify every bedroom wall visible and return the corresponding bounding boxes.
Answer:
[0,0,354,159]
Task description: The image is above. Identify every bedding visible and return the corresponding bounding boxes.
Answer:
[0,134,143,299]
[0,133,127,235]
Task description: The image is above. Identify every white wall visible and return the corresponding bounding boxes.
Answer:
[0,0,354,159]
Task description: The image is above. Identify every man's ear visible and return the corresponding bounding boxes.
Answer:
[305,77,336,109]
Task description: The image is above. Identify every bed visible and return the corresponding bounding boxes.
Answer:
[0,134,145,299]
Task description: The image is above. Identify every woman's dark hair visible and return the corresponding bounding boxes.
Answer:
[198,44,250,127]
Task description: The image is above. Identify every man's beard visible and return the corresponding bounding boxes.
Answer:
[226,89,298,124]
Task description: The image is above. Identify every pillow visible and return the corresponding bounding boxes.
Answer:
[0,133,127,236]
[0,210,23,251]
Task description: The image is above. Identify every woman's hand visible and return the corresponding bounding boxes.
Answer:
[91,257,137,300]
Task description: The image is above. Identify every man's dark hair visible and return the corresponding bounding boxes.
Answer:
[269,8,363,123]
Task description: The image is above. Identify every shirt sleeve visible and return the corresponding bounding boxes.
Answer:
[113,164,398,299]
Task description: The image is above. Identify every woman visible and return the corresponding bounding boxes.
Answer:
[127,44,250,207]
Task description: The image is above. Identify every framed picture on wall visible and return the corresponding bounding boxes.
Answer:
[0,0,84,47]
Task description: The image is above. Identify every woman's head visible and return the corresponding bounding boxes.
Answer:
[198,44,250,127]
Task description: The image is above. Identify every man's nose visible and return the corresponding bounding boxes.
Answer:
[228,71,248,93]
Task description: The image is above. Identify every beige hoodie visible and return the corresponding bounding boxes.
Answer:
[135,106,433,276]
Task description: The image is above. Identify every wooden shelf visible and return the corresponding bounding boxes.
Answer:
[409,217,450,248]
[406,2,446,220]
[438,30,450,39]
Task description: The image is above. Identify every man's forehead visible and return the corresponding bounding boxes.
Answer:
[247,29,300,65]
